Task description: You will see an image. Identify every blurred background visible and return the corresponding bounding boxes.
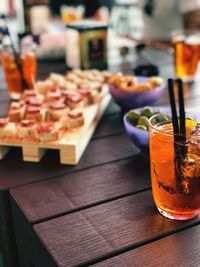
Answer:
[1,0,143,36]
[0,0,143,65]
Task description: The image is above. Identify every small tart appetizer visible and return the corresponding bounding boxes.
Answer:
[21,119,36,127]
[65,72,79,83]
[78,88,93,105]
[62,81,77,91]
[0,118,17,140]
[47,91,62,102]
[0,118,9,127]
[26,106,46,122]
[62,109,84,129]
[66,93,84,109]
[48,85,60,92]
[34,122,64,141]
[61,90,76,99]
[79,88,99,105]
[49,73,66,87]
[24,92,44,105]
[24,90,37,97]
[29,97,43,107]
[35,80,54,95]
[9,101,26,122]
[24,90,37,104]
[47,102,69,121]
[17,119,36,140]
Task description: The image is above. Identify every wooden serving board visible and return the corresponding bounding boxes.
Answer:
[0,94,111,165]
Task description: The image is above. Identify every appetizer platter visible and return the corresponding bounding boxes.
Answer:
[0,69,111,165]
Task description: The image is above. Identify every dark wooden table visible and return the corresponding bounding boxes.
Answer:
[0,52,200,267]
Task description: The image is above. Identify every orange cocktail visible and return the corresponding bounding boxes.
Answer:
[2,46,36,99]
[149,113,200,220]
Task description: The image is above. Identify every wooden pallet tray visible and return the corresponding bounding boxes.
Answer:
[0,94,111,165]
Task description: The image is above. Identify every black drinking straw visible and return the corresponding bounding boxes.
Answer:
[177,78,186,142]
[167,78,179,137]
[167,78,186,193]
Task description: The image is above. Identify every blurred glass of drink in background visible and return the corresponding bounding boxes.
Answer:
[60,5,85,24]
[1,39,37,100]
[172,31,200,81]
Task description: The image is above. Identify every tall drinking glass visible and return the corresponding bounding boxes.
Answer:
[1,42,37,100]
[149,113,200,220]
[172,30,200,81]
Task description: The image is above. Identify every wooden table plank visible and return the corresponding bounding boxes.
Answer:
[0,129,136,266]
[10,154,150,267]
[10,155,150,223]
[0,191,19,267]
[31,191,200,267]
[92,113,125,140]
[0,134,138,191]
[94,223,200,267]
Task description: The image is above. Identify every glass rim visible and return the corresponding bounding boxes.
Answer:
[149,112,199,141]
[171,29,200,37]
[171,29,200,45]
[148,113,174,137]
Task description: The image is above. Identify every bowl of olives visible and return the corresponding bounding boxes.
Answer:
[123,106,170,157]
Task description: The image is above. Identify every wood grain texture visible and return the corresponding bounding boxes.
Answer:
[0,192,19,267]
[0,134,138,191]
[94,223,200,267]
[10,155,150,223]
[92,113,125,140]
[102,100,121,116]
[11,197,57,267]
[33,191,200,267]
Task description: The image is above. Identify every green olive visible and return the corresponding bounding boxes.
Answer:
[136,125,148,131]
[141,107,154,118]
[138,116,149,127]
[128,110,140,125]
[156,114,170,124]
[161,115,170,122]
